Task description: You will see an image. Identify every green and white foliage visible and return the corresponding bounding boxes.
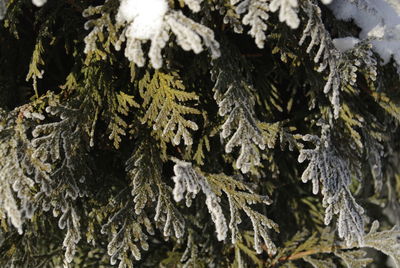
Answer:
[139,71,200,146]
[101,200,153,266]
[0,96,93,264]
[172,159,278,254]
[126,139,184,238]
[234,0,271,48]
[364,220,400,267]
[31,98,95,263]
[234,0,300,49]
[298,124,365,246]
[272,220,400,268]
[0,106,51,234]
[1,0,400,267]
[0,110,31,235]
[84,0,219,69]
[363,129,384,194]
[172,160,228,241]
[212,44,265,174]
[32,100,92,200]
[299,1,378,119]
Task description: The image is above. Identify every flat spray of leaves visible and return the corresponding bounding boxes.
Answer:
[234,0,300,49]
[31,98,95,263]
[101,200,153,266]
[298,124,365,247]
[0,106,52,236]
[212,43,266,174]
[299,1,377,119]
[126,139,184,238]
[364,221,400,267]
[2,0,400,267]
[139,71,200,146]
[103,138,185,267]
[171,159,278,254]
[272,221,400,267]
[0,110,31,235]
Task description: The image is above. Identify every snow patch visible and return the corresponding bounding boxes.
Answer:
[329,0,400,65]
[116,0,168,40]
[332,37,360,52]
[32,0,47,7]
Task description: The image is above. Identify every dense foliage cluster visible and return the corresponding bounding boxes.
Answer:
[1,0,400,267]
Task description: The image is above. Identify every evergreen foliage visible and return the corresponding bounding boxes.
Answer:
[1,0,400,267]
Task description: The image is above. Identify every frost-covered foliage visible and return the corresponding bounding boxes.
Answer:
[172,160,228,241]
[269,0,300,29]
[171,159,278,254]
[234,0,300,48]
[211,41,266,174]
[126,139,185,238]
[31,98,96,263]
[1,0,400,267]
[364,221,400,266]
[272,222,400,268]
[84,0,220,69]
[300,1,377,119]
[298,123,365,246]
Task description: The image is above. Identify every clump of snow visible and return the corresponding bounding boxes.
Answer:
[32,0,47,7]
[329,0,400,65]
[116,0,168,40]
[332,36,360,52]
[386,0,400,15]
[368,24,386,39]
[269,0,300,29]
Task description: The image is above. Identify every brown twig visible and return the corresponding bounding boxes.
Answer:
[270,245,345,267]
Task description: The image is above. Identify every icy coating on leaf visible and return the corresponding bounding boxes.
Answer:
[171,159,278,254]
[299,1,377,119]
[364,221,400,267]
[2,0,400,266]
[212,43,266,174]
[298,124,365,247]
[172,160,228,241]
[234,0,300,48]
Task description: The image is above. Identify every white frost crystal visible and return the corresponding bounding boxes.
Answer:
[116,0,168,40]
